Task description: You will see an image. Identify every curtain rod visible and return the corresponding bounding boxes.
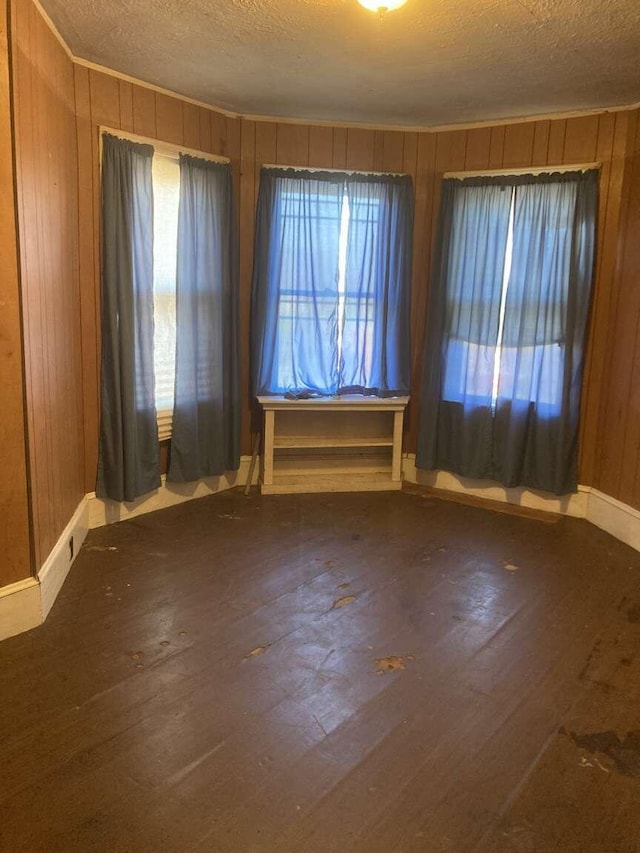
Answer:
[443,162,600,179]
[99,126,230,164]
[262,164,406,177]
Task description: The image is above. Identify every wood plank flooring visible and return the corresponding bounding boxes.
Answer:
[1,488,640,852]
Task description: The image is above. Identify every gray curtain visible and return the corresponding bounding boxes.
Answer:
[97,134,160,502]
[417,170,598,495]
[167,155,240,482]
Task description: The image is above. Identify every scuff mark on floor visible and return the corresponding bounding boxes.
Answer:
[245,645,271,660]
[578,638,602,680]
[374,655,413,674]
[331,595,356,610]
[502,560,519,572]
[562,727,640,776]
[218,514,241,520]
[85,545,118,552]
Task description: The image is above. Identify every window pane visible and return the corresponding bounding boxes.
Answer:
[152,154,180,413]
[274,183,342,393]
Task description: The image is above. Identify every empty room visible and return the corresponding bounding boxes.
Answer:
[1,0,640,849]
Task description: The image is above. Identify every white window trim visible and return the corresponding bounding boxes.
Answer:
[443,162,600,179]
[99,126,230,167]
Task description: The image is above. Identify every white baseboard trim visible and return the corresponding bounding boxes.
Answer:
[0,577,42,641]
[401,453,590,518]
[38,497,90,618]
[0,495,89,641]
[586,488,640,553]
[86,455,260,529]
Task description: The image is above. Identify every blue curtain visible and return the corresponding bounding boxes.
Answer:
[167,155,240,482]
[416,179,512,477]
[252,169,344,396]
[251,168,413,397]
[342,175,413,395]
[417,170,598,495]
[97,134,160,502]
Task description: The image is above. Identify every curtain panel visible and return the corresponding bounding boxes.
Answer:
[417,170,598,495]
[97,134,161,502]
[251,167,413,398]
[167,155,240,482]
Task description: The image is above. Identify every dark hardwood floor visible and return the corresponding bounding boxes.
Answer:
[1,488,640,852]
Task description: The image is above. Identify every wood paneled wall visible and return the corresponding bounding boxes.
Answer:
[0,0,31,585]
[11,0,84,571]
[72,60,640,507]
[11,0,640,562]
[594,109,640,506]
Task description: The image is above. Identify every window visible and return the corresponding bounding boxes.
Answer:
[98,131,238,501]
[441,177,581,416]
[417,169,598,495]
[252,168,413,398]
[151,154,180,438]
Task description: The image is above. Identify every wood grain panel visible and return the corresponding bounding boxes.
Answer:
[182,102,200,150]
[0,0,31,584]
[563,115,599,163]
[589,111,637,496]
[595,111,640,500]
[464,127,491,170]
[118,81,133,132]
[502,122,535,167]
[239,119,257,453]
[88,69,120,127]
[308,125,333,168]
[276,123,309,166]
[198,106,211,152]
[332,127,347,169]
[576,112,617,485]
[346,127,374,172]
[210,110,226,155]
[74,64,99,494]
[132,85,156,137]
[381,130,405,172]
[488,125,506,167]
[531,120,551,165]
[406,133,437,451]
[154,93,184,145]
[11,0,84,572]
[546,118,567,163]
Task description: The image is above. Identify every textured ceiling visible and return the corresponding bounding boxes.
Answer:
[41,0,640,127]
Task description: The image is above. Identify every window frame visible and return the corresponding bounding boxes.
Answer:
[440,161,600,414]
[99,126,230,441]
[257,163,411,397]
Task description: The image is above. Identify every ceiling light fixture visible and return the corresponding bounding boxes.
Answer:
[357,0,408,16]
